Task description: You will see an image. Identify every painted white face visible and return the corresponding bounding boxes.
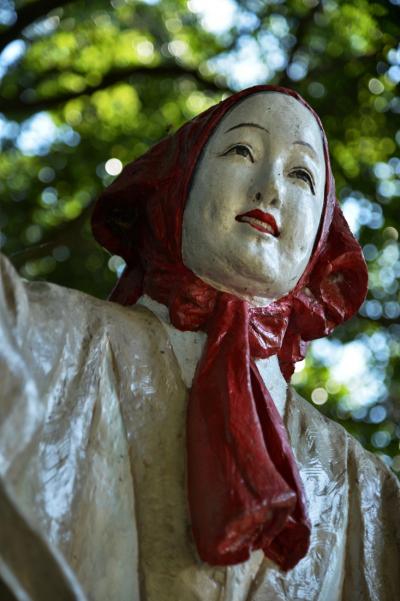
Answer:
[182,92,326,305]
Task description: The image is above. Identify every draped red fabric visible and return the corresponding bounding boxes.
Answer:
[92,85,368,570]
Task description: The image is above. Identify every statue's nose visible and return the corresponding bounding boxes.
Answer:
[254,173,282,208]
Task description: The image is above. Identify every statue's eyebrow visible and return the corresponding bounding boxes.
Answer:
[222,127,319,159]
[224,122,270,134]
[293,140,318,157]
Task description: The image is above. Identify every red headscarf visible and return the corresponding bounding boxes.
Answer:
[92,85,368,570]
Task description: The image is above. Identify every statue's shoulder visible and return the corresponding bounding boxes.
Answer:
[286,386,348,456]
[52,289,170,364]
[1,251,166,359]
[287,386,398,486]
[100,299,168,343]
[253,389,400,601]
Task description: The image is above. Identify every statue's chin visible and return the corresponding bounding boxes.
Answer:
[182,236,304,306]
[192,272,285,308]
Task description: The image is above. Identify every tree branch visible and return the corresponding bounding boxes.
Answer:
[358,315,400,330]
[330,315,400,345]
[276,3,320,88]
[0,0,74,53]
[0,63,230,118]
[216,3,275,57]
[9,200,95,267]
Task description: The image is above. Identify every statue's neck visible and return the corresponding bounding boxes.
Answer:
[137,294,287,418]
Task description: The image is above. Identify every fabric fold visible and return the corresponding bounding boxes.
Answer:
[187,294,310,568]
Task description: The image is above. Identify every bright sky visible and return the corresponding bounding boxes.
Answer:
[188,0,237,33]
[0,38,25,78]
[311,338,385,409]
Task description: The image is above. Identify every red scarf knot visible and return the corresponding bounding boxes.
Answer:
[187,293,310,569]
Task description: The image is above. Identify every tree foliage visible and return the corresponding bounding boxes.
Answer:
[1,0,399,466]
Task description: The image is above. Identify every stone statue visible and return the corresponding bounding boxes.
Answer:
[1,85,399,601]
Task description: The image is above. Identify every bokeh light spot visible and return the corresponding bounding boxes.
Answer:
[363,244,378,261]
[308,82,325,98]
[369,405,387,424]
[52,245,70,262]
[136,40,154,60]
[368,78,384,95]
[25,224,42,243]
[311,388,328,405]
[371,430,391,449]
[108,254,126,275]
[383,226,399,241]
[38,166,55,183]
[105,158,123,176]
[392,455,400,471]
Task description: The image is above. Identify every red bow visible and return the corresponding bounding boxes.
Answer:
[187,293,310,569]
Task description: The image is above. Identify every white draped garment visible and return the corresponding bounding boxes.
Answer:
[1,252,400,601]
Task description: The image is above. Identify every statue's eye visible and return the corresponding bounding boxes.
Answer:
[289,168,315,195]
[223,144,254,163]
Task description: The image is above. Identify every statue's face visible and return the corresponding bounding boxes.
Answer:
[182,92,326,304]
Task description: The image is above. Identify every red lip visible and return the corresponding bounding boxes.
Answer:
[236,209,280,237]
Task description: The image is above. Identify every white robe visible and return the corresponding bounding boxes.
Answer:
[1,252,400,601]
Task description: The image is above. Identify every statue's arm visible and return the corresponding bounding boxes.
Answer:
[0,252,46,472]
[0,253,88,601]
